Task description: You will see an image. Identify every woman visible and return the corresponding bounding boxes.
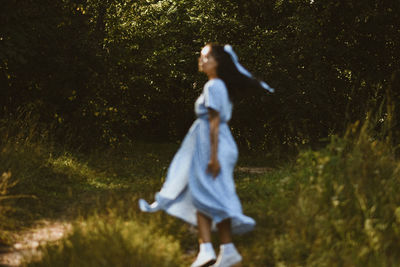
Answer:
[139,43,274,267]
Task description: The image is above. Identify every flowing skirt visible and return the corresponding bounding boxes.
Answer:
[139,118,255,234]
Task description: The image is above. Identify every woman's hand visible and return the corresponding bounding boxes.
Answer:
[207,159,221,178]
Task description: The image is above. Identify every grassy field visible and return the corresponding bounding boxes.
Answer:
[1,116,400,266]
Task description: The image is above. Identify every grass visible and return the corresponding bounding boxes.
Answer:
[2,113,400,266]
[27,212,185,267]
[0,171,17,246]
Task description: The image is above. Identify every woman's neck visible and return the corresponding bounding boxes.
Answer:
[207,73,218,80]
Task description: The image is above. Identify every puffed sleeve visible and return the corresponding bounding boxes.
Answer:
[204,79,228,113]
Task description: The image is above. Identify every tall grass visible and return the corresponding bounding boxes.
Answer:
[30,118,400,266]
[0,110,52,244]
[3,106,400,266]
[268,120,400,266]
[27,211,186,267]
[0,171,15,245]
[0,111,78,225]
[0,112,193,265]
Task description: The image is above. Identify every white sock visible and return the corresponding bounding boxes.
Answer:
[220,243,236,254]
[200,242,214,254]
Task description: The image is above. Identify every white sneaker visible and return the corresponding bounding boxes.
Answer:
[212,245,242,267]
[191,249,217,267]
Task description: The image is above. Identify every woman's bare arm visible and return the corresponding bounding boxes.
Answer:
[207,108,221,178]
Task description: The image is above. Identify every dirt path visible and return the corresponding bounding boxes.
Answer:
[236,166,273,174]
[0,220,71,267]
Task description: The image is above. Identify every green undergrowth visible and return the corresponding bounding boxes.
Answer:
[0,171,16,245]
[27,211,185,267]
[267,121,400,267]
[2,114,400,266]
[236,121,400,267]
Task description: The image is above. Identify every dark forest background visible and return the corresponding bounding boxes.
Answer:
[1,0,400,152]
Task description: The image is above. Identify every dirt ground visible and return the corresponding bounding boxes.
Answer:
[0,220,71,267]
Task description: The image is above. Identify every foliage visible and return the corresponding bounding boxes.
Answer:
[1,0,399,150]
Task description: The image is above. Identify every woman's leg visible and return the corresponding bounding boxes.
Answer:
[197,211,212,243]
[216,218,232,244]
[191,212,216,267]
[215,219,242,267]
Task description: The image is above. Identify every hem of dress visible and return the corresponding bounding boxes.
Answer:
[192,194,255,235]
[140,176,255,234]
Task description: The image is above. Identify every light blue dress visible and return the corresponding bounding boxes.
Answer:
[139,78,255,234]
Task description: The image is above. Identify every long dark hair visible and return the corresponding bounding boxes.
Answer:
[208,44,264,102]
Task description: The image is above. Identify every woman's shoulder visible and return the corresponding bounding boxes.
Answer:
[204,78,227,91]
